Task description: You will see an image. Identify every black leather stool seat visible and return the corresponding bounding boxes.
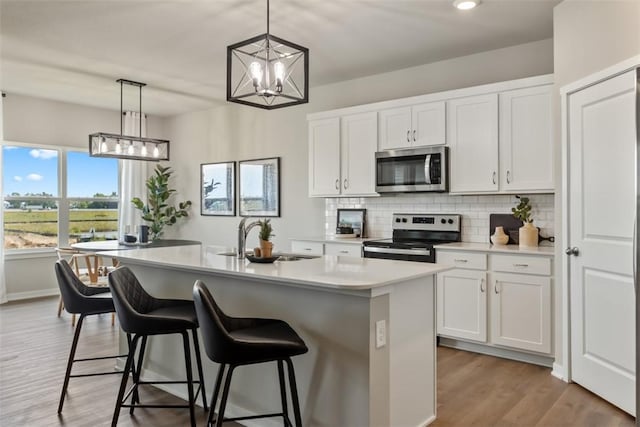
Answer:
[108,266,208,427]
[54,260,129,414]
[193,280,308,427]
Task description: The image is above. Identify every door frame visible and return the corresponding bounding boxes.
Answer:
[560,54,640,382]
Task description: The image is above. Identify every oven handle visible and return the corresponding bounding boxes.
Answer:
[424,154,432,185]
[363,246,431,256]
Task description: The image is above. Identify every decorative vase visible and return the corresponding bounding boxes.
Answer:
[259,240,273,258]
[519,222,539,247]
[491,226,509,245]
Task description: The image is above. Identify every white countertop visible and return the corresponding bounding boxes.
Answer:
[434,242,555,256]
[102,245,450,291]
[290,236,373,245]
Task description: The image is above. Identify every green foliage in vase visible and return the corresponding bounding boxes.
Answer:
[511,195,533,223]
[258,218,275,241]
[131,164,192,241]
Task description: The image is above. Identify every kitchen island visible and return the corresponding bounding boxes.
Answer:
[102,245,450,427]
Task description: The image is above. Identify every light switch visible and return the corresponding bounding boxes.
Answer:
[375,320,386,348]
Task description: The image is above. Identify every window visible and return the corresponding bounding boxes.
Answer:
[2,144,119,250]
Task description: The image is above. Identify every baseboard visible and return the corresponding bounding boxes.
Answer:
[438,337,554,368]
[7,288,59,301]
[551,362,568,382]
[423,414,437,426]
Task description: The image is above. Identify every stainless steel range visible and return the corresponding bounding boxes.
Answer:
[363,213,461,263]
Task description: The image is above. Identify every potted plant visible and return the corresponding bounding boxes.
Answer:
[258,219,275,258]
[511,195,538,247]
[131,164,192,241]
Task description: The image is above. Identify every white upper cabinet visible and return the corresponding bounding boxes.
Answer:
[341,112,378,195]
[379,101,446,150]
[499,85,554,192]
[308,118,341,196]
[308,113,378,198]
[448,94,499,193]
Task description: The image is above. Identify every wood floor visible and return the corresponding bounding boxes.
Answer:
[0,296,635,427]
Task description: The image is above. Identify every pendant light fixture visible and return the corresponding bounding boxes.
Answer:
[89,79,169,161]
[227,0,309,109]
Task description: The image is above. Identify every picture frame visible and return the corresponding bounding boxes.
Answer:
[336,208,367,237]
[200,161,236,216]
[239,157,280,217]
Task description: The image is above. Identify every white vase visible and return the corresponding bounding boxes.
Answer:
[519,222,539,247]
[491,226,509,245]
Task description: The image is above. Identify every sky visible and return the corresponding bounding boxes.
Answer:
[2,146,118,197]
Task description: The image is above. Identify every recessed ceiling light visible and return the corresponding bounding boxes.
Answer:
[453,0,481,10]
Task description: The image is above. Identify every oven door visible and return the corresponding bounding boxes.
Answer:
[363,246,434,263]
[375,146,448,193]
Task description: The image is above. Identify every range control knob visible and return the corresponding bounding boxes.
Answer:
[395,218,401,223]
[448,219,454,224]
[402,218,407,223]
[441,218,446,224]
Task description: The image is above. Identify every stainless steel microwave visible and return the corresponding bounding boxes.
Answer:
[375,146,448,193]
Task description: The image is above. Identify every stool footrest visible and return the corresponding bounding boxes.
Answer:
[74,354,128,362]
[69,371,122,378]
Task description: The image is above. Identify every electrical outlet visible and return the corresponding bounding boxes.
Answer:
[375,320,386,348]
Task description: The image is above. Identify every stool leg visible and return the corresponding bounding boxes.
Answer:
[207,363,226,427]
[112,334,139,427]
[216,365,235,427]
[285,358,303,427]
[58,313,85,413]
[57,296,64,317]
[277,360,291,426]
[182,331,196,427]
[130,335,147,414]
[191,328,208,411]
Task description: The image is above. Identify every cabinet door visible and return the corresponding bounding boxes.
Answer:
[308,118,341,196]
[447,94,499,193]
[490,272,551,354]
[341,112,378,196]
[437,269,487,342]
[324,242,362,257]
[412,101,446,147]
[291,240,324,256]
[499,85,554,192]
[378,107,411,150]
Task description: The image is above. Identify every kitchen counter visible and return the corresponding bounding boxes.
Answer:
[104,245,443,426]
[435,242,555,256]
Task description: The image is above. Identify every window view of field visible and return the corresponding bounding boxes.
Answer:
[3,208,119,249]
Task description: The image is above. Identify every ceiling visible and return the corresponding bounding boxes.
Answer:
[0,0,560,116]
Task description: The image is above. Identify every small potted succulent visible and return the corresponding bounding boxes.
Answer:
[258,219,275,258]
[512,195,538,247]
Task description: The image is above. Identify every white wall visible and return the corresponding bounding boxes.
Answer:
[165,39,554,250]
[2,94,165,300]
[552,0,640,373]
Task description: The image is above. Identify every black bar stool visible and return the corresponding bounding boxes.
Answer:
[54,259,130,414]
[108,266,208,427]
[192,280,308,427]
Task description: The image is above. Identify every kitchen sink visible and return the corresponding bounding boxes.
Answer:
[216,251,319,261]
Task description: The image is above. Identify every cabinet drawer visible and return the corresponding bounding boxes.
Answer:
[290,241,324,256]
[437,251,486,270]
[324,243,362,258]
[490,254,551,276]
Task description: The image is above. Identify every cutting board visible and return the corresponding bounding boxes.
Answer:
[489,214,523,245]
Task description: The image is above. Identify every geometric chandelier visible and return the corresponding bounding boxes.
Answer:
[89,79,169,161]
[227,0,309,110]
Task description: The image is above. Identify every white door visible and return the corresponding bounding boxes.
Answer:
[378,107,411,150]
[341,112,378,196]
[436,269,487,342]
[308,118,341,197]
[568,70,636,415]
[499,85,554,192]
[412,101,446,147]
[447,94,499,193]
[490,272,551,354]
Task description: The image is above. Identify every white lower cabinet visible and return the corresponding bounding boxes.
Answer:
[324,243,362,257]
[290,240,324,256]
[437,249,553,356]
[290,240,362,258]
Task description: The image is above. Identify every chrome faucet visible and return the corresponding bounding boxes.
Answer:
[237,217,261,259]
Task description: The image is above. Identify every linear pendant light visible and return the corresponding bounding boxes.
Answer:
[89,79,169,161]
[227,0,309,109]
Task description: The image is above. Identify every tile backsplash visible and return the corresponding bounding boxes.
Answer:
[325,193,554,243]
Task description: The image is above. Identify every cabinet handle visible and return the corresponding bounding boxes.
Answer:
[492,171,496,185]
[335,179,339,190]
[304,248,312,251]
[344,179,348,189]
[339,250,349,254]
[413,130,416,142]
[506,170,511,184]
[480,278,485,293]
[494,281,500,294]
[454,259,468,263]
[407,130,411,142]
[513,263,529,268]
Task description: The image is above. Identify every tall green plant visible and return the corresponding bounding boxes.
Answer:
[132,165,192,241]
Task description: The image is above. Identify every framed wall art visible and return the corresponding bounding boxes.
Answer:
[201,161,235,216]
[238,157,280,217]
